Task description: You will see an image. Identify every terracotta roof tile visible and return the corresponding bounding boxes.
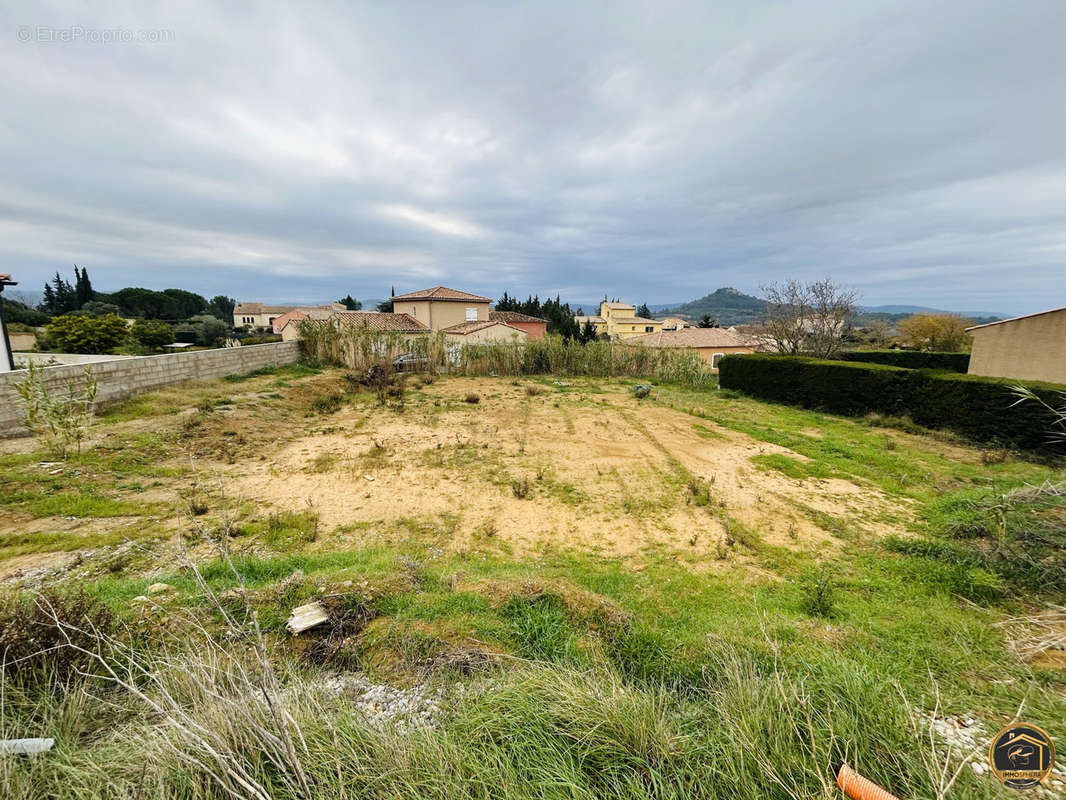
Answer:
[443,320,524,335]
[333,311,430,332]
[627,328,755,348]
[489,310,547,323]
[391,286,492,303]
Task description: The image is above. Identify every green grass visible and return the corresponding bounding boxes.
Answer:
[2,374,1064,799]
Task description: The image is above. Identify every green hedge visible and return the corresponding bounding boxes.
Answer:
[837,350,971,372]
[718,354,1065,452]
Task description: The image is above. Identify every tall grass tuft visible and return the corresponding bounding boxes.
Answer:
[296,320,713,388]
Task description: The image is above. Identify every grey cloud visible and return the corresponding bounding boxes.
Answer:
[1,0,1065,313]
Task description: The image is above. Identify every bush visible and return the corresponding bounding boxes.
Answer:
[718,354,1066,451]
[837,350,970,372]
[130,318,175,351]
[464,393,481,404]
[0,588,118,689]
[44,313,128,354]
[798,568,837,618]
[14,362,98,457]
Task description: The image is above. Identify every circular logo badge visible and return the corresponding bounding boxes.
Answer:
[988,724,1055,790]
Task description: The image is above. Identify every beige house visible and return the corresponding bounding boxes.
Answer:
[627,328,756,372]
[234,301,343,329]
[391,286,492,331]
[443,319,527,344]
[967,306,1066,384]
[660,317,689,331]
[574,301,663,340]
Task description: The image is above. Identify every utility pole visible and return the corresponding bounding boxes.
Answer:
[0,273,17,372]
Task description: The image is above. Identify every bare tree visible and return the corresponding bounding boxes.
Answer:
[759,278,859,358]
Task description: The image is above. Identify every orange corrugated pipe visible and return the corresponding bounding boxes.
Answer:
[836,764,901,800]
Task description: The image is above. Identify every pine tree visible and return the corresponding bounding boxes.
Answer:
[74,265,94,307]
[50,272,77,314]
[40,283,56,314]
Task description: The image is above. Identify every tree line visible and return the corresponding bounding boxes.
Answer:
[36,267,236,322]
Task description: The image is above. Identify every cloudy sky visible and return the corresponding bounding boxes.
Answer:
[2,1,1065,314]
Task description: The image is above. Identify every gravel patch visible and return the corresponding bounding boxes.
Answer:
[317,673,444,731]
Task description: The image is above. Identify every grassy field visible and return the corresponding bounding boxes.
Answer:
[0,363,1063,798]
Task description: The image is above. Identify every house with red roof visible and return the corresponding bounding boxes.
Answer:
[390,286,493,332]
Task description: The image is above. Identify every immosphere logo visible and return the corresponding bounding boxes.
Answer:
[988,724,1055,790]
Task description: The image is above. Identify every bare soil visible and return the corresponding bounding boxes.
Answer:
[229,378,908,567]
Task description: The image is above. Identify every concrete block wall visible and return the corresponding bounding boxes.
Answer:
[0,341,301,437]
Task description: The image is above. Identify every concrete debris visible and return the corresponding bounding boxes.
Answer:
[919,712,1066,797]
[287,601,329,634]
[317,673,443,731]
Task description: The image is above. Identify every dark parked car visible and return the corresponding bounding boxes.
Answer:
[393,352,429,373]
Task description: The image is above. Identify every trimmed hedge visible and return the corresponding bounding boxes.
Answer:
[717,354,1065,452]
[837,350,971,372]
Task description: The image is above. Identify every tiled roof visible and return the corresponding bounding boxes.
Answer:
[489,310,548,323]
[234,302,301,315]
[443,320,524,336]
[627,328,754,349]
[334,311,430,332]
[273,308,336,333]
[391,286,492,303]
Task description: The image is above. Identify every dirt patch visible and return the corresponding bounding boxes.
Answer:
[227,379,912,565]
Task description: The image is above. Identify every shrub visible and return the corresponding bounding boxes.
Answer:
[837,350,970,372]
[309,392,343,415]
[464,393,481,404]
[14,362,98,457]
[44,313,128,354]
[511,477,531,499]
[718,354,1066,451]
[798,568,837,618]
[130,318,175,351]
[0,588,118,689]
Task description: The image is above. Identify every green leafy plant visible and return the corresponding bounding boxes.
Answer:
[14,362,98,457]
[130,318,175,351]
[44,313,128,354]
[799,567,837,618]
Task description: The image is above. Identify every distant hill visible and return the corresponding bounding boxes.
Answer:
[661,287,766,325]
[862,304,1005,320]
[656,290,1003,328]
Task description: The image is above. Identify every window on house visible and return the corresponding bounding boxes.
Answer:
[465,307,477,321]
[268,317,276,325]
[645,326,654,332]
[711,353,725,369]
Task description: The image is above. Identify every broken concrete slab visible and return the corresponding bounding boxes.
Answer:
[0,738,55,755]
[287,601,329,634]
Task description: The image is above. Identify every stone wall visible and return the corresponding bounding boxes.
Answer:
[0,341,301,437]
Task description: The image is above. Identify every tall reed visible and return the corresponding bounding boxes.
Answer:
[297,319,713,387]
